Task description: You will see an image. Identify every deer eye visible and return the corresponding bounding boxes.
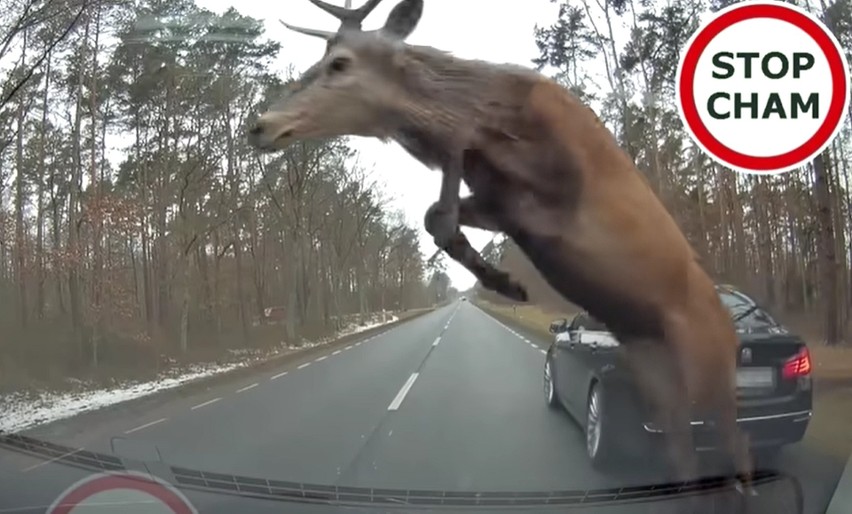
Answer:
[328,56,351,74]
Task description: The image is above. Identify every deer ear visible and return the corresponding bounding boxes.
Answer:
[381,0,423,40]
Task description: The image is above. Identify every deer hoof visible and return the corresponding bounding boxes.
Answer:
[503,281,529,302]
[432,233,454,250]
[488,274,528,302]
[424,204,458,249]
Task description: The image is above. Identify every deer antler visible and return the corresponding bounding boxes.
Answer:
[280,0,385,40]
[278,20,336,40]
[308,0,385,29]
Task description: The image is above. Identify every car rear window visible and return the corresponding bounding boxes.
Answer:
[574,313,608,331]
[718,290,778,329]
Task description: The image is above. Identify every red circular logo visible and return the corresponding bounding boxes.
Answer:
[47,472,197,514]
[676,1,850,174]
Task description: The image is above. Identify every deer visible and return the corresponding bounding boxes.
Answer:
[246,0,756,501]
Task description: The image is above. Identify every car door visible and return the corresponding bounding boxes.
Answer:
[555,313,589,412]
[566,314,619,409]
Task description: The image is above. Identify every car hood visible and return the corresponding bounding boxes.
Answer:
[0,433,801,511]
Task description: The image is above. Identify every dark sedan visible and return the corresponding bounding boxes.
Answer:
[543,284,813,471]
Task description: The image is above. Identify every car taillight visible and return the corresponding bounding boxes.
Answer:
[782,347,811,379]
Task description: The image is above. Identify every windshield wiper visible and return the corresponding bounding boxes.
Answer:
[732,305,759,323]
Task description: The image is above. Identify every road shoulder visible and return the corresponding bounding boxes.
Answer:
[16,307,439,438]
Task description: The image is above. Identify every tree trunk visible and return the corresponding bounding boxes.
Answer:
[729,171,747,285]
[89,3,102,367]
[286,236,298,342]
[755,179,775,305]
[69,18,90,359]
[14,29,28,329]
[179,250,191,353]
[829,141,848,334]
[233,224,249,345]
[51,179,65,315]
[35,51,51,320]
[813,153,841,345]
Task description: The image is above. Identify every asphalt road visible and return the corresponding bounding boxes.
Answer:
[0,301,847,513]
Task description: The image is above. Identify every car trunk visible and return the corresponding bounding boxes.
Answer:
[735,331,806,402]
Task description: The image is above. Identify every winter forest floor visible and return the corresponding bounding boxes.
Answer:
[0,308,436,434]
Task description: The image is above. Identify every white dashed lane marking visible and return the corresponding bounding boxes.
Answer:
[433,337,441,347]
[191,398,221,410]
[111,317,417,441]
[388,373,419,411]
[150,317,421,430]
[124,418,167,434]
[236,383,258,393]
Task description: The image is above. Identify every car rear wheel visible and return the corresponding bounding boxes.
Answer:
[586,382,617,470]
[544,358,558,408]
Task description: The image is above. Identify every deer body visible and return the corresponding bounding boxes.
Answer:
[458,77,752,485]
[247,0,753,491]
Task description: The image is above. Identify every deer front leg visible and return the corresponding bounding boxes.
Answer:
[424,145,467,249]
[426,195,502,232]
[424,195,497,265]
[424,196,528,303]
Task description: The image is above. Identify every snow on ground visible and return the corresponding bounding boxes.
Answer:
[0,312,401,434]
[0,362,251,434]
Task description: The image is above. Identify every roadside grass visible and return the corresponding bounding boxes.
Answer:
[809,344,852,382]
[806,385,852,460]
[476,300,852,383]
[477,300,852,458]
[477,301,576,339]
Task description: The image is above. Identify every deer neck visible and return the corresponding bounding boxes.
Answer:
[388,47,499,164]
[388,45,538,168]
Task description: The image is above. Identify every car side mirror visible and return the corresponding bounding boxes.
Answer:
[549,319,567,334]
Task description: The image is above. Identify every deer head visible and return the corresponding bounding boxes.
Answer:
[248,0,424,151]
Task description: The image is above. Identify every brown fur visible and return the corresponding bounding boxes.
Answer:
[250,0,754,491]
[461,77,753,486]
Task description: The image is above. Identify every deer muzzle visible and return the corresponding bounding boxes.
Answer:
[247,111,303,151]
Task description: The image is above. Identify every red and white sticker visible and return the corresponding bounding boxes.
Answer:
[47,472,197,514]
[676,0,849,174]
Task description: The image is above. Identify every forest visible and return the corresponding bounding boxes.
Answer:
[0,0,454,391]
[477,0,852,350]
[2,0,851,394]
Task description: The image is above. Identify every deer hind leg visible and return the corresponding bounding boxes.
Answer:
[623,338,699,484]
[663,308,755,489]
[424,196,528,302]
[708,369,755,496]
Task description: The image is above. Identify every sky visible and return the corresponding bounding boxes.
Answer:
[193,0,565,291]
